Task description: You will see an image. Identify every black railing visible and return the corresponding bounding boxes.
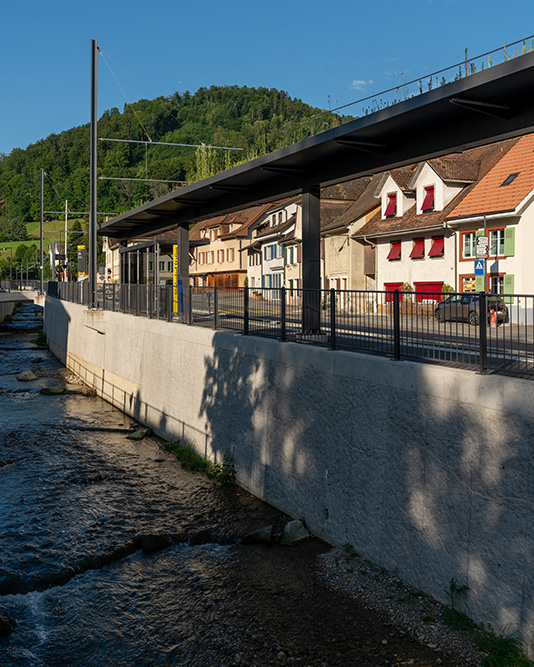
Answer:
[42,282,534,379]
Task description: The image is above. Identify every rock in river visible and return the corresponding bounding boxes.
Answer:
[16,370,38,382]
[0,612,13,637]
[280,520,310,546]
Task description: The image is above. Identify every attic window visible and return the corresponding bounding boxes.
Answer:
[384,193,397,218]
[501,173,519,187]
[421,186,435,212]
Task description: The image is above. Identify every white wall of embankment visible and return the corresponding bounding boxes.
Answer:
[44,296,534,651]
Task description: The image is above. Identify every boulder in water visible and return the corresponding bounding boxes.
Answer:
[16,370,38,382]
[243,525,273,544]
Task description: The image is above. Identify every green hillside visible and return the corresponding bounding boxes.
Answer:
[0,85,352,239]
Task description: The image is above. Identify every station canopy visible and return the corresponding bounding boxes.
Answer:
[98,52,534,242]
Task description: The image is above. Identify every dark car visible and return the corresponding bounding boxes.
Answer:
[434,293,507,325]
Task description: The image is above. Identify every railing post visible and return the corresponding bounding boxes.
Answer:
[135,284,139,317]
[280,286,286,341]
[479,291,488,374]
[393,290,401,360]
[330,288,336,350]
[243,287,249,335]
[213,287,219,330]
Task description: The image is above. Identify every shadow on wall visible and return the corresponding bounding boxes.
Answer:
[43,297,72,365]
[198,331,534,650]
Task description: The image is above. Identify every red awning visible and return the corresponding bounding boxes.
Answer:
[387,242,401,260]
[428,236,444,257]
[384,193,397,217]
[409,239,425,259]
[421,186,435,212]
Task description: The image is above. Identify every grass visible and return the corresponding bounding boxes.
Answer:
[163,440,235,485]
[477,629,534,666]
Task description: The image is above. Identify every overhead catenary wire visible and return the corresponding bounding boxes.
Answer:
[99,137,243,151]
[98,48,154,142]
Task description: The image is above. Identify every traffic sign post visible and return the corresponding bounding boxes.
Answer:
[476,235,489,259]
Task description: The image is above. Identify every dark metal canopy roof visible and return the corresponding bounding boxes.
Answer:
[99,52,534,241]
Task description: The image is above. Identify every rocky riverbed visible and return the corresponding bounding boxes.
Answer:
[0,301,487,666]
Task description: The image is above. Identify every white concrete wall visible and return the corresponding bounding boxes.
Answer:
[44,298,534,651]
[378,234,456,290]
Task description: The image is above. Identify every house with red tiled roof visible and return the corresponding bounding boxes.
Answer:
[321,175,381,301]
[352,139,517,302]
[189,204,272,287]
[447,133,534,306]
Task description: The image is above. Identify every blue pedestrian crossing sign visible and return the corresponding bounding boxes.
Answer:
[474,260,484,275]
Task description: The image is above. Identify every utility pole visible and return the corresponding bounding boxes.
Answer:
[40,168,44,294]
[89,38,98,307]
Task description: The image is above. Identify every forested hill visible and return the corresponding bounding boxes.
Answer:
[0,85,352,234]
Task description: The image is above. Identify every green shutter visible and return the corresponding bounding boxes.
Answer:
[504,227,515,257]
[475,229,484,237]
[503,274,515,303]
[284,247,287,265]
[475,275,485,291]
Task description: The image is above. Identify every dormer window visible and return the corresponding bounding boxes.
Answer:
[384,193,397,218]
[421,186,435,212]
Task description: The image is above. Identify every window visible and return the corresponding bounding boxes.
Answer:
[428,236,444,257]
[489,229,504,257]
[463,232,476,258]
[387,241,401,261]
[489,274,504,294]
[149,261,153,271]
[208,251,214,264]
[384,193,397,218]
[227,248,234,262]
[421,186,435,212]
[159,261,165,271]
[410,238,425,259]
[278,212,283,224]
[210,229,216,241]
[501,173,519,187]
[199,252,204,265]
[167,261,172,272]
[217,249,224,263]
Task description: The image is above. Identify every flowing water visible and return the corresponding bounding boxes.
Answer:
[0,302,461,666]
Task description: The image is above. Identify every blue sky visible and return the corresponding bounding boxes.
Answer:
[1,0,533,156]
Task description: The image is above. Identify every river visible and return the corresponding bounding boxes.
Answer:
[0,301,462,666]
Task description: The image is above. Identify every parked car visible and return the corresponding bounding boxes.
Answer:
[434,294,507,325]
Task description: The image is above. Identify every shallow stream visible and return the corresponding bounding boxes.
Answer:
[0,301,462,666]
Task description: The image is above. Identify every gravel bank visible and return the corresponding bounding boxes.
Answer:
[318,546,487,666]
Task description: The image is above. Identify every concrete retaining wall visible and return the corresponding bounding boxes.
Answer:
[44,297,534,650]
[0,301,16,323]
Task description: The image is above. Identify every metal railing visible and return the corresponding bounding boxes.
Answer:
[41,282,534,379]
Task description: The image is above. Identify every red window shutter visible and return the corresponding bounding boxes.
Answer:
[321,239,325,260]
[387,242,401,260]
[428,236,444,257]
[421,186,435,212]
[409,239,425,259]
[384,282,403,302]
[297,245,302,263]
[414,281,444,302]
[384,193,397,217]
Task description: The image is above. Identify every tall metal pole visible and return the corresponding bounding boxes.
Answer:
[89,39,98,307]
[65,200,68,282]
[40,168,44,294]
